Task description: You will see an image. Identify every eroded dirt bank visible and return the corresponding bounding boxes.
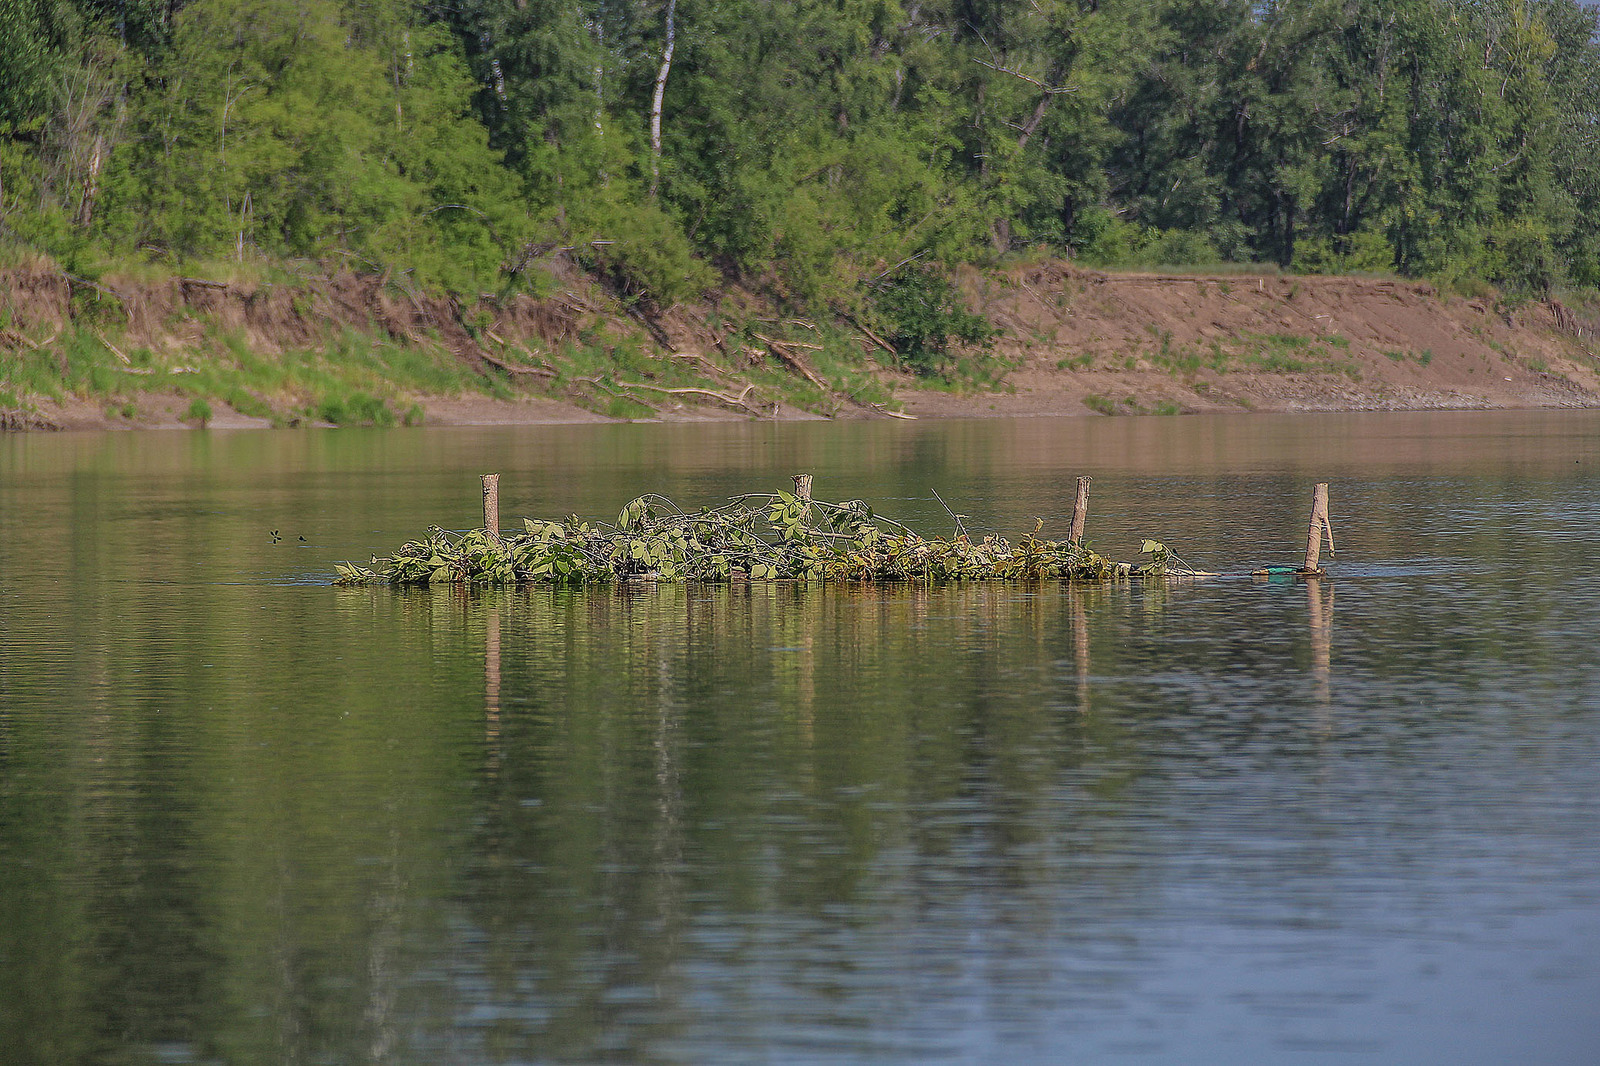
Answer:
[3,260,1597,431]
[911,264,1600,418]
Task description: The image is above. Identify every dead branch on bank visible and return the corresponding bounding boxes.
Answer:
[617,380,761,413]
[753,332,830,390]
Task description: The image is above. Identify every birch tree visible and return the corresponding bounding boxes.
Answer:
[647,0,675,198]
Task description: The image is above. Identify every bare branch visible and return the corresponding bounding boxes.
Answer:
[974,58,1077,94]
[480,351,556,377]
[617,380,761,412]
[968,24,1076,94]
[753,332,830,391]
[872,250,927,281]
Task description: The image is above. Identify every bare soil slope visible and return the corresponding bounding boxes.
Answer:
[897,264,1600,418]
[3,259,1597,429]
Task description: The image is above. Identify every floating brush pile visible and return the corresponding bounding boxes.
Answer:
[335,476,1204,587]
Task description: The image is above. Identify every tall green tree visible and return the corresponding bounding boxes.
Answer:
[0,0,70,126]
[4,0,1598,302]
[98,0,522,289]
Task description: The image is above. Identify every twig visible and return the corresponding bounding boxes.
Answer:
[618,380,760,412]
[753,332,830,391]
[872,251,927,281]
[851,319,897,355]
[968,26,1077,94]
[94,330,130,365]
[332,249,386,275]
[481,351,556,376]
[64,273,124,301]
[0,326,41,350]
[573,375,632,402]
[667,351,726,377]
[930,487,969,538]
[679,308,732,355]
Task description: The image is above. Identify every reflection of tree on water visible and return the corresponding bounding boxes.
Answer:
[5,417,1597,1064]
[456,582,1162,1061]
[0,585,479,1065]
[2,566,1326,1065]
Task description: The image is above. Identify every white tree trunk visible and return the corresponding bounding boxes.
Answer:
[76,134,104,228]
[649,0,677,198]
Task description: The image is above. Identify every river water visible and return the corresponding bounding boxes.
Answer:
[2,411,1598,1064]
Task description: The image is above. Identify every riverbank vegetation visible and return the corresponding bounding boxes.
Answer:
[4,0,1600,422]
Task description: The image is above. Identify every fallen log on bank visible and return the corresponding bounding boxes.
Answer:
[334,473,1213,587]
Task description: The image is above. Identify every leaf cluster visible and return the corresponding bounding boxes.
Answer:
[336,490,1182,587]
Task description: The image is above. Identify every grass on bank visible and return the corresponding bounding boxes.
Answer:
[0,307,923,426]
[0,321,480,426]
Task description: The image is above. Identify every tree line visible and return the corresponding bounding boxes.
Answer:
[3,0,1598,314]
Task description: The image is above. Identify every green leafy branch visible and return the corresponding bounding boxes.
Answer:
[336,489,1194,587]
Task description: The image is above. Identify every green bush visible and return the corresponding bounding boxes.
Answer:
[1141,228,1220,267]
[580,199,715,308]
[1072,207,1228,270]
[1072,206,1142,265]
[870,266,994,376]
[1295,227,1395,275]
[317,390,394,426]
[1485,220,1561,296]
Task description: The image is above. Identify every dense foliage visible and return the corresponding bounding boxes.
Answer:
[3,0,1598,313]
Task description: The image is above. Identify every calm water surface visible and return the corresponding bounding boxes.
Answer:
[2,411,1599,1064]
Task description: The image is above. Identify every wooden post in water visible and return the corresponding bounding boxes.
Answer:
[792,473,813,523]
[1302,482,1332,574]
[482,473,501,546]
[1068,476,1092,544]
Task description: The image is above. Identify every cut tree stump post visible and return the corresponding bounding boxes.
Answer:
[792,473,813,523]
[482,473,501,546]
[1302,482,1332,573]
[1069,476,1092,544]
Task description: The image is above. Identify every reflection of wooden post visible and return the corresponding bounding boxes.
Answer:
[798,616,816,748]
[1309,580,1333,721]
[1069,476,1092,544]
[1302,482,1332,573]
[486,604,501,726]
[482,473,501,545]
[1071,590,1091,713]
